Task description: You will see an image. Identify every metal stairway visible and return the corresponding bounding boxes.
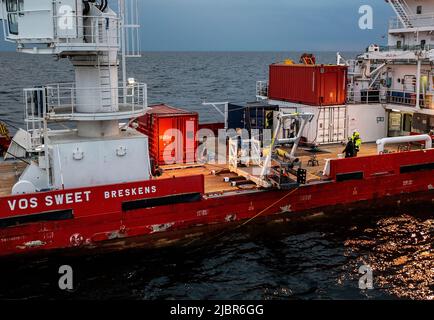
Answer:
[388,0,413,28]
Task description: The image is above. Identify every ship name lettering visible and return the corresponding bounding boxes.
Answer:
[45,191,91,207]
[104,186,157,199]
[7,197,38,211]
[6,191,92,212]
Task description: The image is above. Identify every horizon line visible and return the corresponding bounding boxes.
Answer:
[0,49,364,53]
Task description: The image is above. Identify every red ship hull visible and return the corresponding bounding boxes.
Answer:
[1,149,434,258]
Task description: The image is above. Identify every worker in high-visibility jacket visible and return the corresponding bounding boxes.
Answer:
[352,131,362,156]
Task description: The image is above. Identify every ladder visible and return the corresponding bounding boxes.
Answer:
[388,0,413,28]
[118,0,141,104]
[98,54,114,110]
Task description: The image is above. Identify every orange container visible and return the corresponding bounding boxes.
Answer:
[268,64,348,106]
[136,104,198,166]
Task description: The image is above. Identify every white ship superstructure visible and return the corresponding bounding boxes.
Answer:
[346,0,434,138]
[257,0,434,145]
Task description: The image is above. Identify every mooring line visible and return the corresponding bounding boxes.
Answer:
[234,187,299,230]
[183,187,300,248]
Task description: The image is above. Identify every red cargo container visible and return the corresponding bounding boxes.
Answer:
[136,104,198,166]
[268,64,348,106]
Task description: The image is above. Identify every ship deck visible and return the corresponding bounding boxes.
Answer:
[158,141,424,195]
[0,161,27,197]
[0,142,424,197]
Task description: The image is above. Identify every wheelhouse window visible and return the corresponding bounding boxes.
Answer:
[396,40,402,49]
[5,0,23,35]
[416,6,422,15]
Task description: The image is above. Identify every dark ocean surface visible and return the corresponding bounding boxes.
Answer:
[0,52,432,300]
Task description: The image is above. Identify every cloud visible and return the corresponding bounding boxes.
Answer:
[0,0,394,51]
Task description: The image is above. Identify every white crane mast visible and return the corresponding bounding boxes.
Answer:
[1,0,151,194]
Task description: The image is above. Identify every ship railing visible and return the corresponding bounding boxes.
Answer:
[347,89,386,104]
[52,15,120,51]
[24,82,148,123]
[2,12,120,52]
[346,60,360,74]
[384,90,430,109]
[347,89,432,108]
[389,14,434,30]
[378,44,433,52]
[23,87,46,151]
[256,81,269,100]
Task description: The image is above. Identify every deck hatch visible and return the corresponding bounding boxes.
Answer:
[122,192,202,211]
[400,162,434,174]
[335,171,364,182]
[0,209,74,228]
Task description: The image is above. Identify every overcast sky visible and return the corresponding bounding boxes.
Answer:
[0,0,394,51]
